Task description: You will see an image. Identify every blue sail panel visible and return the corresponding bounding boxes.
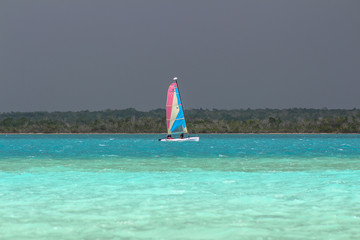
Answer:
[175,87,182,104]
[171,113,186,132]
[170,119,185,133]
[175,86,185,121]
[176,106,185,120]
[170,86,187,133]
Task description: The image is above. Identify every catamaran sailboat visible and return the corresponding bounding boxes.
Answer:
[159,77,199,142]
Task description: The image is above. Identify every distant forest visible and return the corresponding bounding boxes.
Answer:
[1,108,360,133]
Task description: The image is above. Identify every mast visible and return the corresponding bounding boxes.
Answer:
[173,77,190,137]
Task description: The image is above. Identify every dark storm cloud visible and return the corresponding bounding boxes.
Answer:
[1,0,359,112]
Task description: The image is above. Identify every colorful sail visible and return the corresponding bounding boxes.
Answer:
[166,82,188,134]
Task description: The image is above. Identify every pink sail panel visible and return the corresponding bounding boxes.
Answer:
[166,83,177,130]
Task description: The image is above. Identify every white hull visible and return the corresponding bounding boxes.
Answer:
[159,137,199,142]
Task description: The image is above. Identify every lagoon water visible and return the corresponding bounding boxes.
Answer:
[1,134,360,239]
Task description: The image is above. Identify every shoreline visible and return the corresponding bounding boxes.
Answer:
[0,132,359,135]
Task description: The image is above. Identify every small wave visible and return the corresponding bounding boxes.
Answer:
[171,190,185,195]
[99,144,107,147]
[223,180,236,184]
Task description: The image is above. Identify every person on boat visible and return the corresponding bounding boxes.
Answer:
[167,135,173,139]
[180,133,184,139]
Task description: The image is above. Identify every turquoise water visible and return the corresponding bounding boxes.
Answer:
[1,134,360,239]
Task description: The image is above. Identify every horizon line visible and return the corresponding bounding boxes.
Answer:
[1,107,359,114]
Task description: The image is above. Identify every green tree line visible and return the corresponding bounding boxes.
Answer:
[1,108,360,133]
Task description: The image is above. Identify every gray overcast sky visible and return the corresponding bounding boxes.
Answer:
[1,0,359,112]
